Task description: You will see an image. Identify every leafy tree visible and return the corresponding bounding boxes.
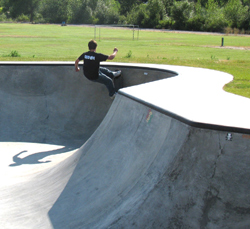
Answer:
[171,0,194,30]
[224,0,249,29]
[94,0,120,24]
[126,3,150,27]
[40,0,69,23]
[67,0,93,24]
[3,0,40,22]
[127,0,166,28]
[147,0,166,27]
[117,0,143,15]
[162,0,175,15]
[1,0,249,32]
[187,0,206,31]
[204,0,226,31]
[242,0,250,7]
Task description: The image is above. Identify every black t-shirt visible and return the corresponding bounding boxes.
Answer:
[78,51,108,80]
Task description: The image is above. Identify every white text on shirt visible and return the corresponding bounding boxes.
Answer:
[84,55,95,60]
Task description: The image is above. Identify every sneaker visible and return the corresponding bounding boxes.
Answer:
[113,70,121,78]
[110,92,117,100]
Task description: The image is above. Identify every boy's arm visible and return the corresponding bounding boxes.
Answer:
[75,59,80,72]
[107,48,118,60]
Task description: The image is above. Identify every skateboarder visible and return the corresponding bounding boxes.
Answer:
[75,40,121,99]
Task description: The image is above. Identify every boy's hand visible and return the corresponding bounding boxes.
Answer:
[75,59,80,72]
[108,48,118,60]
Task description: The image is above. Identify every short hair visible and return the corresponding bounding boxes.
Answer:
[88,40,97,50]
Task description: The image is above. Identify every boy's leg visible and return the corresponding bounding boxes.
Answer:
[94,70,116,96]
[99,67,121,79]
[99,67,115,79]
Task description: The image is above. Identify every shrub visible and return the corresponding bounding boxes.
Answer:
[2,50,21,57]
[125,50,132,58]
[0,13,7,22]
[10,50,21,57]
[157,16,174,29]
[16,14,30,22]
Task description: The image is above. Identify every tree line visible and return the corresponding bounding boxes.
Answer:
[0,0,249,33]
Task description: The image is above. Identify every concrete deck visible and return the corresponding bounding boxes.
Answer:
[0,62,250,228]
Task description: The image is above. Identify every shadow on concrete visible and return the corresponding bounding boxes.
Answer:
[9,146,77,167]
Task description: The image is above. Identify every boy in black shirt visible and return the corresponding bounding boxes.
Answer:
[75,40,121,98]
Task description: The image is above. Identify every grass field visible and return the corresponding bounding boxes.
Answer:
[0,23,250,98]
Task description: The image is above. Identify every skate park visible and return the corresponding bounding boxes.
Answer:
[0,61,250,228]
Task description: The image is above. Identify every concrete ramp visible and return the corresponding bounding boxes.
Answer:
[0,62,250,228]
[49,95,250,229]
[49,94,191,228]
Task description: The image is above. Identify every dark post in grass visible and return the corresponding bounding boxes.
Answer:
[221,37,224,47]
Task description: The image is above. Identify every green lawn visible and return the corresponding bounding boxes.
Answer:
[0,23,250,98]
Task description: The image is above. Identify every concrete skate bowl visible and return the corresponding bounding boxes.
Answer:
[0,62,250,229]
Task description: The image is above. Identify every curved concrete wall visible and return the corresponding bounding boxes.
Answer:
[0,62,250,229]
[1,61,249,146]
[50,93,250,229]
[0,62,176,146]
